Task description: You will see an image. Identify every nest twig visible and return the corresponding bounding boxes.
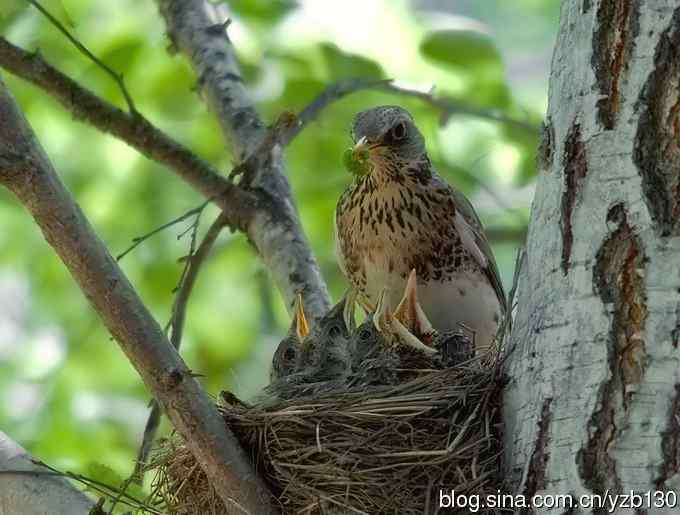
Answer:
[146,356,506,515]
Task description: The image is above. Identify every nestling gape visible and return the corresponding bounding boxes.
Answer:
[334,105,507,352]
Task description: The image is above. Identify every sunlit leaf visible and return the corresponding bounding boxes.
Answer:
[0,0,25,28]
[1,0,550,484]
[87,462,124,488]
[502,124,541,185]
[226,0,297,24]
[420,30,502,72]
[320,43,384,80]
[464,76,511,109]
[97,38,144,74]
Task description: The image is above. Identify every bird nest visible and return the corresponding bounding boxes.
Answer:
[145,353,506,515]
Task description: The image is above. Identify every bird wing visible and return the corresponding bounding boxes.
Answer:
[333,206,349,278]
[443,179,508,313]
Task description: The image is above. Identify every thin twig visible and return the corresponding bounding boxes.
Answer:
[132,212,230,484]
[115,201,209,261]
[170,212,229,347]
[281,78,392,146]
[0,37,257,230]
[0,80,275,514]
[26,0,138,115]
[171,203,206,294]
[281,78,539,142]
[378,81,539,134]
[1,31,330,321]
[5,460,165,514]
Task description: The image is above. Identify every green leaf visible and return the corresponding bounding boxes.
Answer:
[320,43,384,80]
[420,30,502,72]
[501,123,541,185]
[86,462,124,488]
[97,38,144,74]
[226,0,297,24]
[0,0,25,25]
[464,76,512,110]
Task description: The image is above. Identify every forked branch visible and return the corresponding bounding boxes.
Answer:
[0,77,275,515]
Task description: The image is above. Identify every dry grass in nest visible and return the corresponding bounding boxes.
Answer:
[146,356,505,515]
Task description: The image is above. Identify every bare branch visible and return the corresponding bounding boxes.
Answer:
[133,212,230,482]
[116,201,209,261]
[0,77,274,515]
[16,459,162,514]
[170,212,229,348]
[0,37,257,228]
[283,77,540,139]
[281,78,392,145]
[379,81,540,134]
[0,32,329,322]
[0,431,95,515]
[155,0,332,322]
[26,0,138,115]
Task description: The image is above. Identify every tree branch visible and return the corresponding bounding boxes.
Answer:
[0,37,257,225]
[0,431,94,515]
[0,33,329,321]
[133,212,229,482]
[379,81,540,134]
[155,0,331,322]
[282,77,540,140]
[0,32,329,322]
[0,76,274,515]
[281,78,392,145]
[26,0,138,115]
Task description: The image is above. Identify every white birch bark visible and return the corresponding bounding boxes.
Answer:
[504,1,680,513]
[0,431,94,515]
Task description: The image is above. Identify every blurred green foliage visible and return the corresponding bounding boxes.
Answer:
[0,0,557,503]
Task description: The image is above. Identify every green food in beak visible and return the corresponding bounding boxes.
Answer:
[343,140,372,177]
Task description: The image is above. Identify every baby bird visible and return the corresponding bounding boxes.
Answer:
[270,293,309,382]
[297,293,354,381]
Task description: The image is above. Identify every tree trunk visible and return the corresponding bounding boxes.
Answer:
[504,0,680,512]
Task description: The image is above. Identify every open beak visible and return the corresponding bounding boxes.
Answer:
[343,288,357,334]
[394,269,435,338]
[372,287,436,355]
[292,292,310,341]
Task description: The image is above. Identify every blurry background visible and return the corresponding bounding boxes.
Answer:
[0,0,557,487]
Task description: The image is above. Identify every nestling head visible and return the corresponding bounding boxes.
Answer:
[350,106,426,174]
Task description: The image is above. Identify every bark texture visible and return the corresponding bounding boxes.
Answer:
[0,77,274,515]
[504,1,680,513]
[156,0,331,323]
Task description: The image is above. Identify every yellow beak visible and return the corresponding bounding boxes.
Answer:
[293,292,310,340]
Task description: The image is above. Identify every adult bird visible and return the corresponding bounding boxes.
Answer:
[334,105,506,352]
[296,293,354,381]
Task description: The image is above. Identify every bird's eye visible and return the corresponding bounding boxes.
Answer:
[283,348,296,361]
[390,122,407,141]
[328,325,342,338]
